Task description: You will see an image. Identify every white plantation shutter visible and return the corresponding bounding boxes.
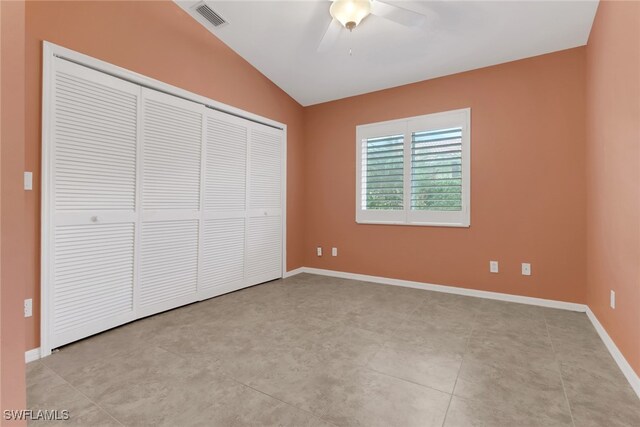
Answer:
[362,134,404,211]
[356,108,470,227]
[411,128,463,211]
[49,59,139,348]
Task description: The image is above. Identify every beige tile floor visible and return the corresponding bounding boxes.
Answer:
[28,273,640,426]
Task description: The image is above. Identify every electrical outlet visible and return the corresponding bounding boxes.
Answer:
[521,263,531,276]
[316,247,322,257]
[332,247,338,257]
[24,299,32,318]
[489,261,499,273]
[610,290,616,309]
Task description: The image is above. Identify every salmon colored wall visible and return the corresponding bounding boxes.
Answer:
[24,1,305,351]
[586,0,640,376]
[1,0,27,422]
[303,48,587,304]
[20,1,639,384]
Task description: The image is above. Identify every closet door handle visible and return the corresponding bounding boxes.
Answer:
[91,216,99,223]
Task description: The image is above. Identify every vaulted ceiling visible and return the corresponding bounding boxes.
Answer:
[176,1,598,106]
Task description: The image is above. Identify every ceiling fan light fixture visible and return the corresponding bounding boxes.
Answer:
[330,0,371,31]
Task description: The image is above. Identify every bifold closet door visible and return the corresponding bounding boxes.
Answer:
[200,110,248,298]
[48,59,140,348]
[246,124,283,285]
[138,88,204,317]
[200,111,284,296]
[46,50,285,351]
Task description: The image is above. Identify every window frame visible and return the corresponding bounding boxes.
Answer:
[355,108,471,228]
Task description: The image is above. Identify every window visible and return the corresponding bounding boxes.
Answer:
[356,108,470,227]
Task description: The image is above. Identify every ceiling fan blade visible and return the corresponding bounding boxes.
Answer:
[317,18,342,52]
[370,0,426,28]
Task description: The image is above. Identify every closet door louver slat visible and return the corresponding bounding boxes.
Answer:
[249,128,282,211]
[142,91,203,211]
[54,68,138,211]
[246,216,282,283]
[53,223,135,338]
[205,115,247,212]
[201,218,245,293]
[139,220,199,310]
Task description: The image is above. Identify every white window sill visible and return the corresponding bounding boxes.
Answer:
[355,220,470,228]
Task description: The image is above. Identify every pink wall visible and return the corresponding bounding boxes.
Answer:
[23,1,306,351]
[1,0,27,422]
[586,0,640,376]
[303,48,587,304]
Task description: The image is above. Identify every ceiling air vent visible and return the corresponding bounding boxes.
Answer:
[195,3,227,28]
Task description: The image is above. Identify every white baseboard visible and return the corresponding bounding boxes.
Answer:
[25,347,41,363]
[283,267,306,278]
[299,267,586,312]
[586,308,640,398]
[26,268,638,399]
[287,267,640,399]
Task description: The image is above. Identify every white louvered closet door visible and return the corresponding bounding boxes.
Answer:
[200,110,248,299]
[45,49,285,353]
[246,123,283,285]
[139,88,204,316]
[49,59,140,348]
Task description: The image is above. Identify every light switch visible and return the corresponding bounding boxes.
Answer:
[521,263,531,276]
[24,172,33,191]
[24,299,32,318]
[610,290,616,309]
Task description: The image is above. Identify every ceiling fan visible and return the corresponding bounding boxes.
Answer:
[318,0,428,52]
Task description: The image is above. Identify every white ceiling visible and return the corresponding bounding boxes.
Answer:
[176,1,598,106]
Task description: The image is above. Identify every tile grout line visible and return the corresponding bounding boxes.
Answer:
[203,291,434,427]
[37,362,125,426]
[239,381,340,427]
[543,315,576,427]
[358,293,463,397]
[364,365,453,395]
[158,343,339,427]
[366,293,435,363]
[440,304,479,427]
[227,293,438,426]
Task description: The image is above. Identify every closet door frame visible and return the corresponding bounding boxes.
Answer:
[41,42,287,357]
